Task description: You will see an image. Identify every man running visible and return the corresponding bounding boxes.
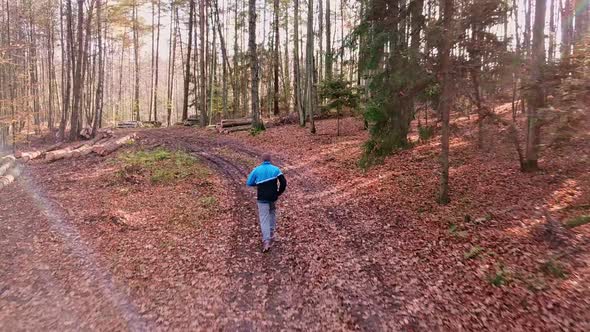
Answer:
[246,154,287,252]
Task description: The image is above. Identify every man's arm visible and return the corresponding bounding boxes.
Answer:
[246,169,257,187]
[277,174,287,196]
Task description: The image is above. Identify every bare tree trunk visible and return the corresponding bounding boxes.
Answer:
[318,0,323,83]
[524,0,531,58]
[549,0,555,62]
[294,0,305,125]
[182,0,195,121]
[166,0,177,126]
[199,0,208,126]
[149,0,155,121]
[153,0,161,122]
[273,0,280,116]
[208,8,217,124]
[249,0,261,128]
[306,0,316,133]
[438,0,454,205]
[47,0,56,131]
[283,4,291,112]
[524,0,547,172]
[69,0,85,141]
[573,0,589,57]
[560,0,573,61]
[132,0,140,121]
[212,0,234,118]
[27,2,41,132]
[325,0,332,81]
[92,0,104,136]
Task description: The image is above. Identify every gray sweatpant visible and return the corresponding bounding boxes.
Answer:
[257,201,276,242]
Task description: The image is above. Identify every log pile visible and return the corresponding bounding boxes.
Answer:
[117,120,143,129]
[0,166,20,190]
[183,116,200,126]
[15,132,136,163]
[0,155,16,176]
[216,118,253,134]
[0,155,19,189]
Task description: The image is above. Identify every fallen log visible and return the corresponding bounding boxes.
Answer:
[220,118,252,128]
[45,141,88,162]
[45,142,64,153]
[0,157,15,176]
[45,148,74,162]
[222,124,252,134]
[21,151,43,162]
[1,155,16,164]
[117,121,143,128]
[0,167,21,190]
[94,134,136,156]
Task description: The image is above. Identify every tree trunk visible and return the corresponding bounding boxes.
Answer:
[47,0,56,131]
[149,0,155,121]
[132,0,140,121]
[69,0,85,141]
[560,0,573,60]
[524,0,547,172]
[182,0,195,121]
[153,0,162,122]
[438,0,454,205]
[167,0,177,126]
[549,0,555,62]
[92,0,104,136]
[325,0,332,81]
[294,0,305,126]
[249,0,261,128]
[273,0,280,116]
[306,0,316,134]
[200,0,208,126]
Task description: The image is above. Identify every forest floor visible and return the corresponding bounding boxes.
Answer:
[2,105,590,330]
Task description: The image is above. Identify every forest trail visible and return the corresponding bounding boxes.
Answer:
[137,128,412,330]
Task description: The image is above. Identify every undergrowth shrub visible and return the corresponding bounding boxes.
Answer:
[564,215,590,229]
[118,148,209,184]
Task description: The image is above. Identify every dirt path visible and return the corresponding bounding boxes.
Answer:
[0,169,148,331]
[138,128,412,330]
[1,128,417,330]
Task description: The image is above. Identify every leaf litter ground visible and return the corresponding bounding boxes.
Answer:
[2,106,589,330]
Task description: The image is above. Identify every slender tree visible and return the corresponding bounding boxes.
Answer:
[294,0,305,125]
[438,0,454,204]
[249,0,261,128]
[182,0,195,121]
[273,0,280,115]
[306,0,316,133]
[523,0,547,172]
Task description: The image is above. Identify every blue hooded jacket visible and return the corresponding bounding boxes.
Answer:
[246,161,287,202]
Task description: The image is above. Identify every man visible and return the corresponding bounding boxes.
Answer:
[246,154,287,252]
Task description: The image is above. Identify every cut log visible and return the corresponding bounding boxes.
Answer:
[1,155,16,164]
[0,157,15,177]
[222,124,252,133]
[220,118,252,128]
[117,121,143,128]
[0,167,20,190]
[45,142,64,153]
[22,151,43,162]
[45,148,74,162]
[94,134,136,156]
